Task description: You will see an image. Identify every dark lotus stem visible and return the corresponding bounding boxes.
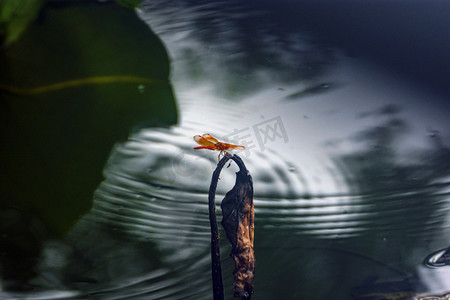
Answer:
[208,153,255,300]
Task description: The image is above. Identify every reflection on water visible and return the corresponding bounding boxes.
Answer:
[3,0,450,299]
[424,246,450,270]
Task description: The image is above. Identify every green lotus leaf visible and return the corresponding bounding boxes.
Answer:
[0,2,178,235]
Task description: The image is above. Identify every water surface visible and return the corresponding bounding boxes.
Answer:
[3,1,450,299]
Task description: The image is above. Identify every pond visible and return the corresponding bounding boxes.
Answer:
[1,0,450,299]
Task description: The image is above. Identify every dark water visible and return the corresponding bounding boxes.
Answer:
[2,1,450,299]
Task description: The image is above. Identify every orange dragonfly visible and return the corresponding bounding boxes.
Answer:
[193,133,245,160]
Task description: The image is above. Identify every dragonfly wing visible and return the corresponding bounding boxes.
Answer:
[223,143,245,150]
[202,133,219,144]
[194,134,215,146]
